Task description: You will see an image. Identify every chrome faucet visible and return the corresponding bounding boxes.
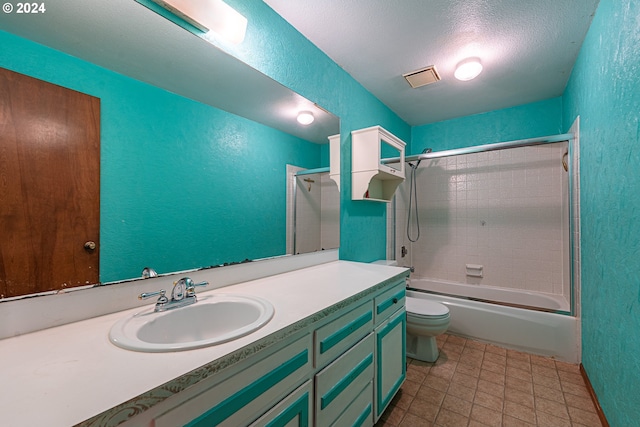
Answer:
[139,277,209,312]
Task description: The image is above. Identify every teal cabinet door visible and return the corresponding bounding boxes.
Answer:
[374,308,406,420]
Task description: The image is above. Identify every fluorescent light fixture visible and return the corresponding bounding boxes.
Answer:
[151,0,247,44]
[454,57,483,81]
[297,111,314,125]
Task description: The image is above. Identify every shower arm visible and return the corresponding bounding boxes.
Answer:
[382,133,573,165]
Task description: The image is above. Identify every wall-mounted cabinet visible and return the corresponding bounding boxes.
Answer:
[352,126,406,202]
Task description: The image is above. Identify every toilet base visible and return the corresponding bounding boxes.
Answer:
[406,333,440,362]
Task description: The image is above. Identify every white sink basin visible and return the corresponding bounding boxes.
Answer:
[109,294,274,352]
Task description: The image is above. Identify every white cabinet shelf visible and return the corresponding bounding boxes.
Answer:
[351,126,406,202]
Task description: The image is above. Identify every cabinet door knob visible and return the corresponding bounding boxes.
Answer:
[84,241,96,251]
[393,297,398,304]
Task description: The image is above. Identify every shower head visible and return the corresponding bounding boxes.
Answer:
[414,147,432,168]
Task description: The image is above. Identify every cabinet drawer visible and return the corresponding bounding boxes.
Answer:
[374,280,405,325]
[314,301,373,368]
[331,381,373,427]
[155,334,312,427]
[250,380,312,427]
[315,333,374,427]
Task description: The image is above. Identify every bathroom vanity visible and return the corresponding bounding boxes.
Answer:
[0,259,409,427]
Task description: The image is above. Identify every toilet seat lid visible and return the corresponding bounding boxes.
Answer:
[406,297,449,317]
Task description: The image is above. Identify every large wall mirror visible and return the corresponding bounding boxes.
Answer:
[0,0,339,300]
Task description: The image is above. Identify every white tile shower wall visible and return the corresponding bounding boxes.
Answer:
[320,174,340,250]
[392,143,570,300]
[295,173,322,254]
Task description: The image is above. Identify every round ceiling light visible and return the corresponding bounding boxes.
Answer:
[454,58,483,81]
[297,111,315,125]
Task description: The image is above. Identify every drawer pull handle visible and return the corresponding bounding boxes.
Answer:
[376,290,405,315]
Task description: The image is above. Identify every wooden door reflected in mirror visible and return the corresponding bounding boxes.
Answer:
[0,67,100,298]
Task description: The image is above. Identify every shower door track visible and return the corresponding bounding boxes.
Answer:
[382,133,572,165]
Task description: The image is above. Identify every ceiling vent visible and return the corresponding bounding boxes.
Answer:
[403,65,441,89]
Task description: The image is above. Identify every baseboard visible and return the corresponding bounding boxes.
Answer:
[579,363,609,427]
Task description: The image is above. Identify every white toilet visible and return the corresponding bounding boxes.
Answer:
[405,295,451,362]
[371,260,450,362]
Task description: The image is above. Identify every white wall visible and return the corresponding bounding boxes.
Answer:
[320,174,340,250]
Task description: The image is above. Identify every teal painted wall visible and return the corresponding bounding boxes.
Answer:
[411,97,563,154]
[562,0,640,424]
[0,30,322,283]
[211,0,412,263]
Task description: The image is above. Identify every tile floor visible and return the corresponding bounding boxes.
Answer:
[377,334,602,427]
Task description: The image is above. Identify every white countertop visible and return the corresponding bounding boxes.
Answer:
[0,260,408,427]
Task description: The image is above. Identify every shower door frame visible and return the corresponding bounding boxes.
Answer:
[290,166,333,255]
[385,133,578,317]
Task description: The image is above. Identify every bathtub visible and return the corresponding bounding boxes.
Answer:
[408,277,571,313]
[406,288,579,363]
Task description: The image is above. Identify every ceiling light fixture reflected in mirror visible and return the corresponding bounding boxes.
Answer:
[454,57,483,81]
[297,111,315,125]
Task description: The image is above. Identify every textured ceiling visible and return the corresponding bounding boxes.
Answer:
[263,0,600,126]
